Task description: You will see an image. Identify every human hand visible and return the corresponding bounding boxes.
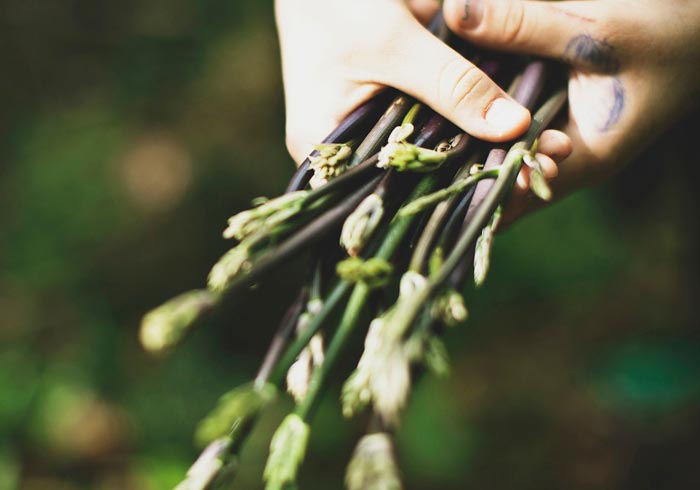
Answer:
[275,0,571,179]
[443,0,700,222]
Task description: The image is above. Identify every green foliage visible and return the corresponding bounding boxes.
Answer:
[590,339,700,413]
[1,107,130,287]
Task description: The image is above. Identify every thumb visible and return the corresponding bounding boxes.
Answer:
[375,19,530,141]
[443,0,609,69]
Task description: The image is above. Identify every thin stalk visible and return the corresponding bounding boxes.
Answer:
[513,60,548,111]
[462,149,508,225]
[400,168,499,220]
[408,199,453,273]
[269,279,353,386]
[254,289,309,387]
[442,133,471,164]
[434,185,475,254]
[405,155,477,275]
[407,170,497,272]
[402,103,423,127]
[399,137,475,273]
[349,96,414,167]
[296,283,370,420]
[413,113,451,148]
[254,257,325,387]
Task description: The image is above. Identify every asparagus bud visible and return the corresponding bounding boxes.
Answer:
[195,382,277,447]
[369,344,411,426]
[387,123,414,144]
[430,288,468,327]
[140,290,218,352]
[207,245,252,292]
[223,191,307,241]
[336,257,393,289]
[286,331,325,403]
[309,143,353,188]
[343,272,428,425]
[263,414,311,490]
[341,369,372,419]
[345,432,402,490]
[341,315,387,418]
[377,141,447,172]
[523,148,553,201]
[473,206,503,287]
[340,193,385,256]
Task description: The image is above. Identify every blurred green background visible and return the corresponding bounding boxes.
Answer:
[1,1,699,489]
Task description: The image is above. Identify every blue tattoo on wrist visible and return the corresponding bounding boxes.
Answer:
[564,33,620,74]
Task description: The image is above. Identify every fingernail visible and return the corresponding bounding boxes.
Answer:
[460,0,483,29]
[485,98,529,133]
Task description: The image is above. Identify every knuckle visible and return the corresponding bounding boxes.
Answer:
[437,58,482,111]
[499,1,527,45]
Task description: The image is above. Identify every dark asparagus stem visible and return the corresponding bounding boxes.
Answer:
[407,163,481,274]
[512,60,549,112]
[442,133,472,165]
[254,288,309,387]
[270,280,353,385]
[462,149,508,225]
[373,170,394,200]
[435,185,475,252]
[348,96,415,167]
[413,113,453,148]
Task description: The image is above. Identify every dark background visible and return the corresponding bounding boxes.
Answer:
[1,1,699,489]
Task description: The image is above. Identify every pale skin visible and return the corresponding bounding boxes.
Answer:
[276,0,700,223]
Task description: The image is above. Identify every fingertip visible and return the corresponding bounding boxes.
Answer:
[539,129,573,163]
[534,153,558,180]
[481,98,531,141]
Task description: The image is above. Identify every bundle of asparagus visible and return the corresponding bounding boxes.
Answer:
[140,14,568,490]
